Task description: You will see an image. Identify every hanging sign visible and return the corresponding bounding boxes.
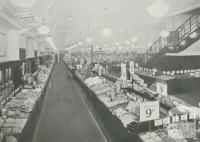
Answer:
[129,61,135,75]
[139,101,159,122]
[121,63,127,80]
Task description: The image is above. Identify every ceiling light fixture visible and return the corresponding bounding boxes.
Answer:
[131,37,138,43]
[131,24,138,43]
[148,0,170,18]
[78,41,83,46]
[125,40,130,45]
[68,16,72,22]
[160,30,169,38]
[78,32,83,46]
[38,25,50,35]
[37,19,50,35]
[102,7,111,37]
[86,37,92,43]
[102,27,111,37]
[115,42,119,46]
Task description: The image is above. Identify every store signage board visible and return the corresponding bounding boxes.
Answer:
[156,81,168,96]
[139,101,159,122]
[121,63,127,80]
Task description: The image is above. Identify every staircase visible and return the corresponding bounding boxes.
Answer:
[141,14,200,67]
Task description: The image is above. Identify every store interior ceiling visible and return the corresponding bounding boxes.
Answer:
[1,0,200,50]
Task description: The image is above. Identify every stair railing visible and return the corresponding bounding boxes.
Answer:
[144,14,200,64]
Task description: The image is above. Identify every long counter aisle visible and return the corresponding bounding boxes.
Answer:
[31,62,108,142]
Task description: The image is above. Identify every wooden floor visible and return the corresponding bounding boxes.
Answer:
[32,61,107,142]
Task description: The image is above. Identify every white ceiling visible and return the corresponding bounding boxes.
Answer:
[1,0,200,50]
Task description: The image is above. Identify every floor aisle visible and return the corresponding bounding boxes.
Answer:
[32,62,107,142]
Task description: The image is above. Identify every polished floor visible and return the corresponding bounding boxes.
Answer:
[32,62,107,142]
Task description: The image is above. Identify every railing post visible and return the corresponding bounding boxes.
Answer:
[190,17,192,33]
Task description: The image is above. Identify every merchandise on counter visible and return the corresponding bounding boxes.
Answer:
[84,76,103,87]
[1,63,53,141]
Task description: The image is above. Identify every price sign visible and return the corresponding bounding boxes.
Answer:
[181,114,188,121]
[172,115,180,123]
[156,81,168,96]
[189,113,196,119]
[139,101,159,122]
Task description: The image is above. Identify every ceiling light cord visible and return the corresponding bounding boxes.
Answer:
[80,32,82,41]
[104,7,108,27]
[132,24,135,36]
[87,24,90,37]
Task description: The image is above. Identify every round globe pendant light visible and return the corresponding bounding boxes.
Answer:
[131,37,138,43]
[148,0,170,18]
[115,42,119,46]
[10,0,37,7]
[160,30,169,38]
[102,27,111,37]
[78,41,83,46]
[86,37,92,43]
[102,7,111,37]
[37,25,50,35]
[74,44,78,48]
[125,40,130,45]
